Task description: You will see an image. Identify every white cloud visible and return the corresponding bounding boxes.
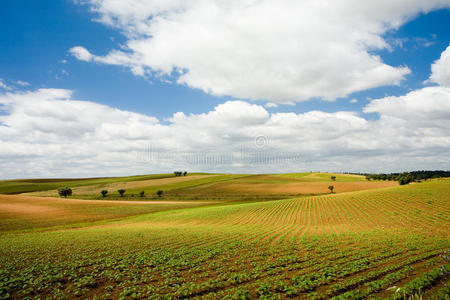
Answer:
[350,99,358,104]
[0,79,12,91]
[70,0,450,104]
[0,83,449,178]
[265,102,278,108]
[364,86,450,122]
[69,46,94,61]
[16,80,30,87]
[429,44,450,87]
[69,46,145,75]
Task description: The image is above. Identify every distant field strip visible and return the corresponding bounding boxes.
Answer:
[0,194,213,231]
[4,173,399,201]
[174,175,396,196]
[276,172,366,182]
[0,174,176,194]
[27,174,221,197]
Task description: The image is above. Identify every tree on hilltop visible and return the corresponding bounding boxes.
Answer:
[58,187,72,198]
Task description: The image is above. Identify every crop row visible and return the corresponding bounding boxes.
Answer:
[1,224,448,299]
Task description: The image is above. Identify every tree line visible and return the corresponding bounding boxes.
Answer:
[174,171,188,176]
[59,187,165,198]
[58,171,188,198]
[365,170,450,185]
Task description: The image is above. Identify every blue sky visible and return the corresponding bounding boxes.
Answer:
[1,1,449,117]
[0,1,449,178]
[1,0,228,116]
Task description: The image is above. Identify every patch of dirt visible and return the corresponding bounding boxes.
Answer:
[190,181,398,195]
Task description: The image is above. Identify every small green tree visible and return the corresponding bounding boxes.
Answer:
[156,190,163,198]
[183,171,187,176]
[58,187,72,198]
[101,190,108,197]
[139,191,145,197]
[398,172,414,185]
[328,185,334,193]
[330,176,336,181]
[118,189,125,197]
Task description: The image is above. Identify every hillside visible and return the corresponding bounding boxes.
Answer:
[4,172,398,200]
[0,178,448,299]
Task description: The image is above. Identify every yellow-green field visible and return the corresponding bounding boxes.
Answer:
[19,173,397,200]
[0,194,214,232]
[0,174,449,299]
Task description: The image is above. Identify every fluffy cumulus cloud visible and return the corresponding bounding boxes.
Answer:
[429,44,450,86]
[1,85,449,178]
[69,46,94,61]
[70,0,450,104]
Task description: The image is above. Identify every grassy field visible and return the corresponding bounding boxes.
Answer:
[26,174,223,198]
[173,174,396,198]
[0,194,215,232]
[0,174,178,194]
[0,177,448,299]
[22,173,397,201]
[276,172,366,182]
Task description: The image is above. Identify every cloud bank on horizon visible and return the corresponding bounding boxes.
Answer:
[1,43,450,178]
[70,0,450,104]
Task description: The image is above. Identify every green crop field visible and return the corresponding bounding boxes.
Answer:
[0,174,178,194]
[276,173,366,182]
[21,173,396,202]
[0,176,449,299]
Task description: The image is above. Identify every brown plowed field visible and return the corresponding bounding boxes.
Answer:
[0,194,213,231]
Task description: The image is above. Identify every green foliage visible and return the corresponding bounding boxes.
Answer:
[101,190,108,197]
[156,190,163,197]
[365,170,450,183]
[118,189,125,197]
[399,264,450,296]
[328,185,334,193]
[57,187,72,198]
[398,172,414,185]
[1,230,447,299]
[139,191,145,197]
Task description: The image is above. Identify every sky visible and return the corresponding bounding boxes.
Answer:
[0,0,449,179]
